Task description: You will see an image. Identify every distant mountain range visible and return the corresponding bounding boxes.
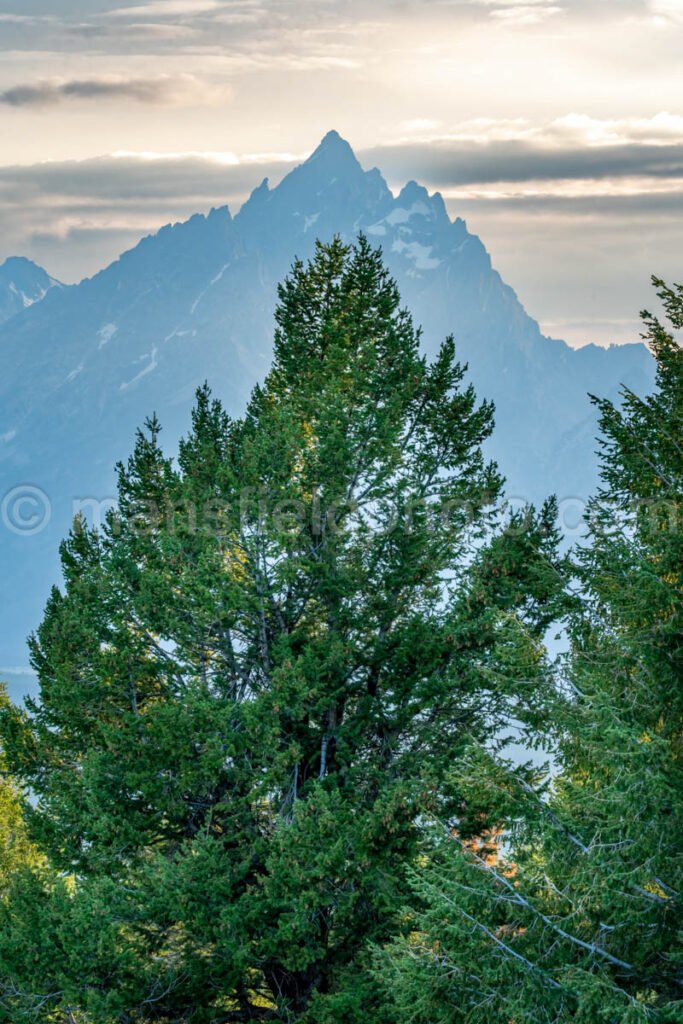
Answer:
[0,130,655,694]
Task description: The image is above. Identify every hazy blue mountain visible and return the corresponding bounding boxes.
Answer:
[0,130,655,682]
[0,256,61,325]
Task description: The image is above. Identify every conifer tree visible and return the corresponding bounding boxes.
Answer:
[0,689,36,892]
[0,237,566,1023]
[0,687,41,1024]
[379,278,683,1024]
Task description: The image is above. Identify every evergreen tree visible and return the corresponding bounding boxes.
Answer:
[379,278,683,1023]
[0,237,566,1023]
[0,686,41,1024]
[0,688,36,893]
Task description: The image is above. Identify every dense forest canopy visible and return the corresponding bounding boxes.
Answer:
[0,242,680,1023]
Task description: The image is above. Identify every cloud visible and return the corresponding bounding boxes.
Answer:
[62,19,201,40]
[464,0,564,24]
[362,140,683,189]
[389,112,683,150]
[0,75,230,108]
[545,112,683,146]
[398,118,444,134]
[467,0,557,6]
[106,0,227,16]
[488,4,562,23]
[650,0,683,23]
[0,150,298,281]
[0,151,295,202]
[0,14,42,23]
[369,114,683,188]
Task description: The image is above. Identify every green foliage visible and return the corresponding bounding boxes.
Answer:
[378,278,683,1023]
[0,237,567,1022]
[0,689,37,892]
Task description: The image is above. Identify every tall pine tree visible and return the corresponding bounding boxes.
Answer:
[379,278,683,1024]
[0,237,566,1023]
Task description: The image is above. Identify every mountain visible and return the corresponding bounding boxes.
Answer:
[0,256,61,324]
[0,130,655,683]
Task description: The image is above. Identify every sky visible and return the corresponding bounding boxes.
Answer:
[0,0,682,347]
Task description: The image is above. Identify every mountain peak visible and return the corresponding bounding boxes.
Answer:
[391,180,451,229]
[246,176,270,206]
[0,256,61,324]
[398,180,429,201]
[237,129,386,235]
[1,255,45,275]
[315,128,347,150]
[305,130,361,172]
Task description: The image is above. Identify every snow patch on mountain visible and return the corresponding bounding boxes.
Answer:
[9,281,53,309]
[191,262,233,314]
[120,348,158,390]
[391,239,441,270]
[66,364,84,383]
[164,327,192,342]
[98,323,118,348]
[386,201,431,226]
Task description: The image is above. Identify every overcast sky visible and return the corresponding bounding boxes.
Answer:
[1,0,682,346]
